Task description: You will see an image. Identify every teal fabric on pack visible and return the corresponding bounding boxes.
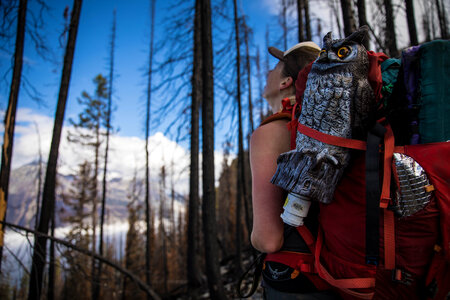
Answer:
[380,58,401,101]
[418,40,450,143]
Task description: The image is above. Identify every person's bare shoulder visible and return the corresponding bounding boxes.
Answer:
[250,119,291,155]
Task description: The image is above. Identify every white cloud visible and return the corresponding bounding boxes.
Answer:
[2,108,231,195]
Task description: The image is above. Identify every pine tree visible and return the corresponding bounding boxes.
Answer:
[122,171,145,300]
[60,161,94,300]
[67,73,109,299]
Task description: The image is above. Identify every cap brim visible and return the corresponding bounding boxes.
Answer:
[284,41,321,56]
[268,46,285,61]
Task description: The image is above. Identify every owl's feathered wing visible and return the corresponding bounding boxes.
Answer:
[271,26,375,204]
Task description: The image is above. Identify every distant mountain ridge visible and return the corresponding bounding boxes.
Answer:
[6,161,186,229]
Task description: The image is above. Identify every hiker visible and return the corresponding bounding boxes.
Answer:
[250,42,339,299]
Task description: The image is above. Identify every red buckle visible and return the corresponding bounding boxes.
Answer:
[380,197,390,208]
[392,268,413,286]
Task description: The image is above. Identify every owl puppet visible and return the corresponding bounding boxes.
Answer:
[271,26,374,224]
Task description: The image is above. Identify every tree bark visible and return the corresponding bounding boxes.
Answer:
[233,0,248,275]
[27,1,82,299]
[405,0,418,46]
[297,0,304,42]
[0,0,27,271]
[95,9,116,300]
[244,21,254,136]
[201,0,227,298]
[340,0,357,37]
[383,0,398,57]
[145,0,156,296]
[281,0,288,50]
[304,0,311,40]
[187,1,202,298]
[356,0,370,49]
[435,0,448,39]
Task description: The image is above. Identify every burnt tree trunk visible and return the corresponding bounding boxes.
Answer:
[28,1,83,299]
[95,9,116,300]
[201,0,227,298]
[340,0,357,37]
[187,0,202,298]
[383,0,398,57]
[304,0,311,40]
[435,0,448,39]
[297,0,304,42]
[145,0,156,296]
[405,0,418,46]
[0,0,27,271]
[356,0,370,49]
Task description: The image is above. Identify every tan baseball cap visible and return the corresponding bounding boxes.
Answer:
[268,41,321,80]
[268,41,321,61]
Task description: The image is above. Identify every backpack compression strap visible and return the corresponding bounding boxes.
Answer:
[297,121,398,298]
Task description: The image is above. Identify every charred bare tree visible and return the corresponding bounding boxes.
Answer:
[255,47,265,124]
[243,19,254,136]
[297,0,304,41]
[280,0,288,50]
[95,9,117,300]
[28,1,83,299]
[0,0,27,271]
[159,166,169,295]
[33,122,43,229]
[233,0,245,275]
[340,0,357,37]
[383,0,398,57]
[144,0,156,296]
[435,0,448,39]
[356,0,370,49]
[187,1,202,298]
[404,0,418,46]
[200,0,226,297]
[304,0,311,40]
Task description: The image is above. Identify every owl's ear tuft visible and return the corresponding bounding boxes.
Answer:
[345,26,369,45]
[323,32,333,48]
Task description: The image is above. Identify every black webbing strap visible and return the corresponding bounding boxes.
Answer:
[365,123,386,265]
[236,252,266,298]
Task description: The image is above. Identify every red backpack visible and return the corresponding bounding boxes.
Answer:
[262,44,450,300]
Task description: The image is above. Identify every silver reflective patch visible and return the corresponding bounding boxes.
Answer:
[392,153,432,217]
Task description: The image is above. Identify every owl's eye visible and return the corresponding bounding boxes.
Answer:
[337,46,351,58]
[320,49,327,56]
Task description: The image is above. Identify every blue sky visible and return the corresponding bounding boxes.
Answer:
[1,0,289,151]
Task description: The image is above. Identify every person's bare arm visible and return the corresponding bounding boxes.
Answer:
[250,120,291,253]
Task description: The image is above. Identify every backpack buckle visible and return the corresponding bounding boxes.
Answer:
[391,268,413,285]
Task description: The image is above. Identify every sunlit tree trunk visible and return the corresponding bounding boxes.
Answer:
[0,0,27,271]
[28,1,83,299]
